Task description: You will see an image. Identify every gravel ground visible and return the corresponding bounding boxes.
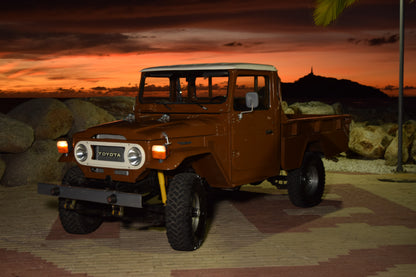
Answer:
[323,157,416,174]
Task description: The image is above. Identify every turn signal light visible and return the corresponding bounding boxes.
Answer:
[57,140,69,154]
[152,145,167,160]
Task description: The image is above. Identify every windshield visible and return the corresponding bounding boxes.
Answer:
[139,70,228,104]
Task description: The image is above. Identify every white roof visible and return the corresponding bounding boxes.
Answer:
[141,63,277,72]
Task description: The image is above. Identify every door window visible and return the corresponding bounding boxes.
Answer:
[234,75,269,111]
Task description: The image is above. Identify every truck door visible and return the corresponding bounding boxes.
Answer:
[231,73,279,185]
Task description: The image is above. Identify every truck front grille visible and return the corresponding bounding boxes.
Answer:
[74,141,146,170]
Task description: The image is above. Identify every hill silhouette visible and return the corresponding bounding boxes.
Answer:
[281,71,389,101]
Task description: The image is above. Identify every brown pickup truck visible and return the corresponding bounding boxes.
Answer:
[38,63,350,251]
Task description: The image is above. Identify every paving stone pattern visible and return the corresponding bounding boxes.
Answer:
[0,172,415,277]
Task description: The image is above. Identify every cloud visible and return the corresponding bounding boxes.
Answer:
[0,28,151,59]
[3,67,48,79]
[368,34,399,46]
[348,34,399,46]
[91,86,107,91]
[382,85,416,91]
[0,0,414,62]
[224,42,243,47]
[48,76,66,80]
[382,85,396,91]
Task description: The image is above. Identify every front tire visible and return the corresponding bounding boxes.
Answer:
[165,173,208,251]
[59,166,103,234]
[287,152,325,208]
[59,199,103,234]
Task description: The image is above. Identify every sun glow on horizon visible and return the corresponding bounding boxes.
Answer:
[1,48,415,97]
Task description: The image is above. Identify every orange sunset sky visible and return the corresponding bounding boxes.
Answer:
[0,0,415,97]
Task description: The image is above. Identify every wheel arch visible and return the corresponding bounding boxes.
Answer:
[305,141,324,157]
[189,153,230,188]
[282,139,323,171]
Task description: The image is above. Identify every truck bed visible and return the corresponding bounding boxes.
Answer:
[280,113,351,170]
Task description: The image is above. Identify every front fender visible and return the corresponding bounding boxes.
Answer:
[147,147,210,171]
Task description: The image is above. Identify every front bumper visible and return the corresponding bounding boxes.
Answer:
[38,183,143,208]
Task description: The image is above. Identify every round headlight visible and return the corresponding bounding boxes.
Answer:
[128,147,142,166]
[75,144,88,162]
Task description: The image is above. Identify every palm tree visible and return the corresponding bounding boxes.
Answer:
[313,0,411,171]
[313,0,357,26]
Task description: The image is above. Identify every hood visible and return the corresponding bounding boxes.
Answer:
[76,115,218,141]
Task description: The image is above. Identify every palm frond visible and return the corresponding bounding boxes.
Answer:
[314,0,358,26]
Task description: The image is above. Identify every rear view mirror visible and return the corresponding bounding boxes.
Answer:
[245,92,259,109]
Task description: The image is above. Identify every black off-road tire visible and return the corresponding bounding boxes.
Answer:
[287,152,325,208]
[165,173,208,251]
[59,166,103,234]
[58,199,103,234]
[62,166,85,186]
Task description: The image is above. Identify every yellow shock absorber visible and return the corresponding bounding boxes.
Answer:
[158,171,167,205]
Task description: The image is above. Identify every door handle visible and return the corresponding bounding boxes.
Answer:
[266,129,273,134]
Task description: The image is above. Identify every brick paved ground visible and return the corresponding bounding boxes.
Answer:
[1,172,415,277]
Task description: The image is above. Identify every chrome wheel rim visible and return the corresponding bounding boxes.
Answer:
[303,165,319,196]
[191,192,201,232]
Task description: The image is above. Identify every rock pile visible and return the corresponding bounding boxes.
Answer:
[283,101,416,166]
[0,98,117,187]
[287,101,339,115]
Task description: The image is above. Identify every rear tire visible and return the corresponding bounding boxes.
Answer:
[165,173,207,251]
[287,152,325,208]
[59,166,103,234]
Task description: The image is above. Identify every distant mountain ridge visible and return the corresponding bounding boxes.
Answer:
[281,72,389,100]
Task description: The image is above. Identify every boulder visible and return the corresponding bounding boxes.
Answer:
[384,120,416,165]
[332,102,343,115]
[381,123,398,136]
[0,157,5,181]
[7,98,73,140]
[384,137,410,166]
[87,96,135,119]
[281,101,295,114]
[65,99,116,135]
[0,113,34,153]
[349,120,367,131]
[1,140,67,187]
[289,101,335,115]
[405,120,416,137]
[348,125,393,159]
[411,137,416,163]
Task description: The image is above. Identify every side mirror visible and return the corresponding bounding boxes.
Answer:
[245,92,259,109]
[238,92,259,120]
